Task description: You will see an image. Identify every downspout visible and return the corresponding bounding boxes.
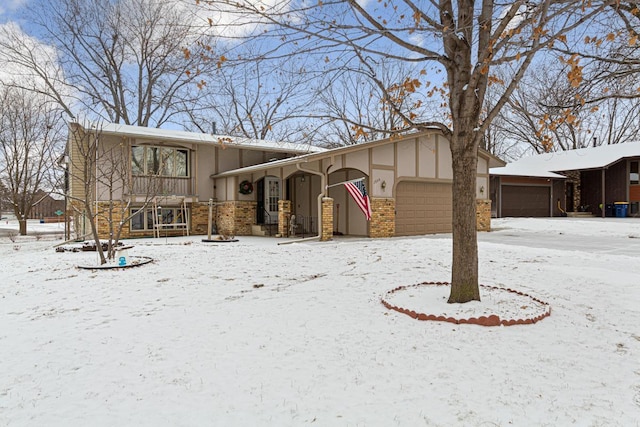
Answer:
[278,161,330,244]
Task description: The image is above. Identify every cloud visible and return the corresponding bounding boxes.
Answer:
[182,0,294,40]
[0,0,29,17]
[0,21,74,110]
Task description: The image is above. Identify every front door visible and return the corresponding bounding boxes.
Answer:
[264,177,280,224]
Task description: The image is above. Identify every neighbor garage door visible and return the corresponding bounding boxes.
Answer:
[501,185,550,217]
[395,181,453,236]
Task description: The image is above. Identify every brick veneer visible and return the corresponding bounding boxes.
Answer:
[80,197,490,240]
[191,202,210,235]
[370,197,395,238]
[95,201,130,239]
[321,197,333,241]
[278,200,292,236]
[216,201,256,236]
[476,199,492,232]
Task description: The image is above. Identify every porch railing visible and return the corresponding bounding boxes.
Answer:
[131,176,195,196]
[289,215,317,238]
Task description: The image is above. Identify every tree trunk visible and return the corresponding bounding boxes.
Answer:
[84,200,107,265]
[448,133,480,303]
[18,217,27,236]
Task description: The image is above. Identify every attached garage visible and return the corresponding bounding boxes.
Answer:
[395,181,453,236]
[501,185,550,217]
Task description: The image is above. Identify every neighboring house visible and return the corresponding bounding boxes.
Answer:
[490,142,640,218]
[30,190,65,220]
[66,122,503,240]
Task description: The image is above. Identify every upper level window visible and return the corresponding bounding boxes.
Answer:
[132,145,189,177]
[631,161,639,185]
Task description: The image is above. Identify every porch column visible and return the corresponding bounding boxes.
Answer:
[370,197,395,238]
[321,197,333,241]
[476,199,492,232]
[278,200,292,237]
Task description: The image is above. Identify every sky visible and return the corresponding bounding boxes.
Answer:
[1,216,639,425]
[0,0,28,24]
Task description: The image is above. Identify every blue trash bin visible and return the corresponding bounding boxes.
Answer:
[615,203,629,218]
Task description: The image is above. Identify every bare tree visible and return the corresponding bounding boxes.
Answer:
[185,55,322,145]
[315,60,430,147]
[0,86,65,235]
[0,0,215,127]
[488,61,640,156]
[66,122,162,264]
[200,0,617,303]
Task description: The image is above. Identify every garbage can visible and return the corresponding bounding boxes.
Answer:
[614,202,629,218]
[605,204,615,217]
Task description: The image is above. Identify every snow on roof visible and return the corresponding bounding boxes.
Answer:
[490,141,640,178]
[77,122,325,154]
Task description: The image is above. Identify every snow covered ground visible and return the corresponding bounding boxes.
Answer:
[1,217,639,426]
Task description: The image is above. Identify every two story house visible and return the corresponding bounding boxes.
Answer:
[66,122,502,241]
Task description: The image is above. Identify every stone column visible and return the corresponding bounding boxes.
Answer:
[320,197,333,241]
[278,200,292,237]
[369,198,396,238]
[190,201,210,235]
[476,199,492,232]
[217,201,256,236]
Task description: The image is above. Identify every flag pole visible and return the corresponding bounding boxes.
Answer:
[326,177,365,189]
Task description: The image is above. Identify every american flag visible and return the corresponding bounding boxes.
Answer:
[344,179,372,221]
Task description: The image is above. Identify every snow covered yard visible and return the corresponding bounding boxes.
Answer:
[1,218,639,426]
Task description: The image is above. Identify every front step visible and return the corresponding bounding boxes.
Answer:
[251,224,267,236]
[251,224,278,236]
[566,212,595,218]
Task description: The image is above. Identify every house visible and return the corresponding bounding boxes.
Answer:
[490,142,640,218]
[66,122,503,240]
[66,122,323,239]
[30,190,65,221]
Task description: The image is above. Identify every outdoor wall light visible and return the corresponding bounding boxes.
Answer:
[381,180,387,190]
[301,175,306,182]
[480,185,485,194]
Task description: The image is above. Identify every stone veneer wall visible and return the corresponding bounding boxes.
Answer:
[216,201,256,236]
[321,197,333,241]
[94,201,131,239]
[476,199,491,232]
[191,202,210,235]
[278,200,292,237]
[370,198,395,238]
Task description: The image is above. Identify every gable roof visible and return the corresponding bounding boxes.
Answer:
[490,141,640,178]
[213,129,505,178]
[72,122,326,155]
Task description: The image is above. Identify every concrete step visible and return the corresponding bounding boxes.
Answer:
[251,224,267,236]
[566,212,595,218]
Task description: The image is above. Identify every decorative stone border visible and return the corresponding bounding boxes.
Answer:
[381,281,551,327]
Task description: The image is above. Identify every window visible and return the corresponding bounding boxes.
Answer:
[630,161,639,185]
[130,207,189,231]
[131,146,189,177]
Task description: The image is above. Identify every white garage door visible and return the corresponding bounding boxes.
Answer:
[395,181,453,236]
